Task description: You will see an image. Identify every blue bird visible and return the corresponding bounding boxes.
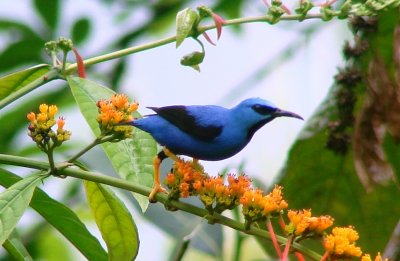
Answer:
[126,97,303,201]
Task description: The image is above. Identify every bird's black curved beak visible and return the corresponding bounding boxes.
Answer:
[274,109,304,120]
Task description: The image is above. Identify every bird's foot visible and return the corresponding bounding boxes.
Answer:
[149,183,168,203]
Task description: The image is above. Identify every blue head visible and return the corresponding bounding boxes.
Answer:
[231,97,303,140]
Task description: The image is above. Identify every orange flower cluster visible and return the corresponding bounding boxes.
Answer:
[323,226,362,258]
[285,209,334,236]
[195,174,252,213]
[165,158,252,213]
[361,252,388,261]
[165,159,208,199]
[27,104,71,148]
[240,185,288,223]
[163,159,373,260]
[96,94,138,138]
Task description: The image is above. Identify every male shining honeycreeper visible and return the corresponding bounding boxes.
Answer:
[125,97,303,201]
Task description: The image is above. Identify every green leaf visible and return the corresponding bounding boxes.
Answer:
[0,20,42,40]
[33,0,60,31]
[84,181,139,261]
[0,169,108,261]
[180,51,205,72]
[0,64,50,102]
[3,230,32,261]
[180,51,205,66]
[67,76,156,211]
[0,174,43,245]
[71,17,91,45]
[0,40,45,72]
[176,8,199,48]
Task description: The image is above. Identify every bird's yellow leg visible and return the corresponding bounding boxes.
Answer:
[149,156,168,203]
[149,147,179,203]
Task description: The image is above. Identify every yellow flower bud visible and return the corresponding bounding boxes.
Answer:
[39,104,48,113]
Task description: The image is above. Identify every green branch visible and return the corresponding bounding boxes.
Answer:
[65,13,328,74]
[67,135,117,163]
[0,153,321,260]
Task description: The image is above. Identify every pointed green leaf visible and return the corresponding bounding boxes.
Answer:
[71,17,91,45]
[33,0,60,31]
[0,64,50,102]
[0,169,108,261]
[3,229,32,261]
[176,8,199,48]
[67,76,157,211]
[0,174,43,245]
[84,181,139,261]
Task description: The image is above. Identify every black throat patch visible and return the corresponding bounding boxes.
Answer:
[247,118,275,141]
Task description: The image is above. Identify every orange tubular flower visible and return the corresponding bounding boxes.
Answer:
[285,209,334,236]
[361,253,388,261]
[164,158,208,200]
[39,103,48,114]
[48,105,58,118]
[263,185,288,215]
[323,226,362,258]
[308,215,334,234]
[286,209,312,236]
[57,117,65,132]
[241,185,288,224]
[27,112,36,123]
[96,94,137,138]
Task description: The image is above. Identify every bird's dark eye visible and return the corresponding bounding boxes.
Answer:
[251,104,277,115]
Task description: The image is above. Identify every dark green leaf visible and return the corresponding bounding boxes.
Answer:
[71,17,91,45]
[214,0,244,19]
[176,8,199,48]
[0,40,44,72]
[0,174,43,245]
[33,0,60,31]
[67,76,157,211]
[0,169,108,261]
[3,230,32,261]
[84,181,139,261]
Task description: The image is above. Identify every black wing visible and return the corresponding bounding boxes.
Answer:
[148,105,222,141]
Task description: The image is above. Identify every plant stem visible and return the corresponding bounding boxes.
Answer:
[232,207,244,261]
[67,135,115,163]
[65,35,177,73]
[198,13,325,33]
[0,154,322,260]
[65,13,327,74]
[267,218,283,259]
[0,69,60,110]
[46,145,56,172]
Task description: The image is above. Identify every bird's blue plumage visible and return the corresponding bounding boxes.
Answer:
[128,98,302,160]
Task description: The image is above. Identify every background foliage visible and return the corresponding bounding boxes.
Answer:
[0,0,399,260]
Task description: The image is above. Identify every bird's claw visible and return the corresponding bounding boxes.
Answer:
[149,183,168,203]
